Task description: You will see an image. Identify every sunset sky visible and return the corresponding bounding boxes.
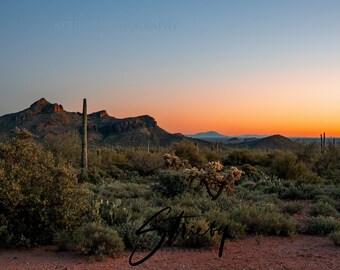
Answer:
[0,0,339,137]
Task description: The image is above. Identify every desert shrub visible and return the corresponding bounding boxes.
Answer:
[296,169,324,185]
[295,142,320,170]
[322,185,340,200]
[235,187,279,203]
[205,210,246,239]
[313,195,340,211]
[97,149,130,171]
[282,201,303,215]
[240,164,263,180]
[299,184,327,199]
[144,205,202,243]
[59,222,124,257]
[223,150,256,166]
[315,145,340,184]
[122,170,140,181]
[279,186,304,200]
[175,218,219,248]
[329,231,340,246]
[249,173,284,194]
[44,131,81,164]
[152,171,188,198]
[309,201,339,218]
[79,167,109,184]
[280,184,324,200]
[172,141,206,168]
[238,179,257,189]
[128,151,164,175]
[116,218,161,250]
[0,130,92,247]
[91,181,150,199]
[304,216,340,235]
[204,149,222,162]
[230,203,296,236]
[109,206,133,226]
[172,193,218,213]
[88,196,123,226]
[215,194,239,211]
[269,151,307,180]
[126,198,155,215]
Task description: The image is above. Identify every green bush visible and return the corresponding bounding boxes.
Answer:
[329,231,340,246]
[129,151,164,176]
[282,201,303,215]
[152,171,188,198]
[90,181,150,199]
[215,194,239,211]
[235,187,278,203]
[172,193,218,213]
[280,184,325,200]
[0,130,92,247]
[304,216,340,235]
[298,184,325,199]
[172,141,206,168]
[315,145,340,184]
[59,222,124,257]
[313,195,340,211]
[269,151,306,180]
[116,218,161,250]
[205,210,246,239]
[224,150,256,166]
[175,218,219,248]
[204,149,222,162]
[280,186,304,199]
[230,203,296,236]
[309,201,339,218]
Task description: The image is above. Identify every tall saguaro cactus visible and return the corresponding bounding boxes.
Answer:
[323,132,326,149]
[81,98,88,169]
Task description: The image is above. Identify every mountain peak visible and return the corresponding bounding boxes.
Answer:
[29,98,63,114]
[30,98,50,107]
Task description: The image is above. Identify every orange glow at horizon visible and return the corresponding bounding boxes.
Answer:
[90,68,340,138]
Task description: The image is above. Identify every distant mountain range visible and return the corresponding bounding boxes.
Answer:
[187,131,297,150]
[0,98,189,147]
[187,131,229,139]
[188,131,268,140]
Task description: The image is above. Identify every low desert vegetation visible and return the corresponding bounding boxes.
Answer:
[1,129,339,257]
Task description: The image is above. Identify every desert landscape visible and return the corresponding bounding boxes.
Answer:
[1,1,340,269]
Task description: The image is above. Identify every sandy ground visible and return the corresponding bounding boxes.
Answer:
[0,235,339,270]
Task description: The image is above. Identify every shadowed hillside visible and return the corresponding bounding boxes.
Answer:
[0,98,189,147]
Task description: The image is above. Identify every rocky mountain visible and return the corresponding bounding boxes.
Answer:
[0,98,187,147]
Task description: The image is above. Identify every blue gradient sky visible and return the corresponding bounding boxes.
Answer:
[1,0,339,136]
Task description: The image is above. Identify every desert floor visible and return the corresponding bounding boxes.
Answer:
[1,235,339,270]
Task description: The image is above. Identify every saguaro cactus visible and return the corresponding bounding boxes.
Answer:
[81,98,88,169]
[323,132,326,148]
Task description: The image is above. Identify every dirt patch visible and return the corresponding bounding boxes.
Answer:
[0,235,338,270]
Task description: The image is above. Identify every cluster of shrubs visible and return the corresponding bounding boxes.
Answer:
[0,130,92,247]
[1,130,340,259]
